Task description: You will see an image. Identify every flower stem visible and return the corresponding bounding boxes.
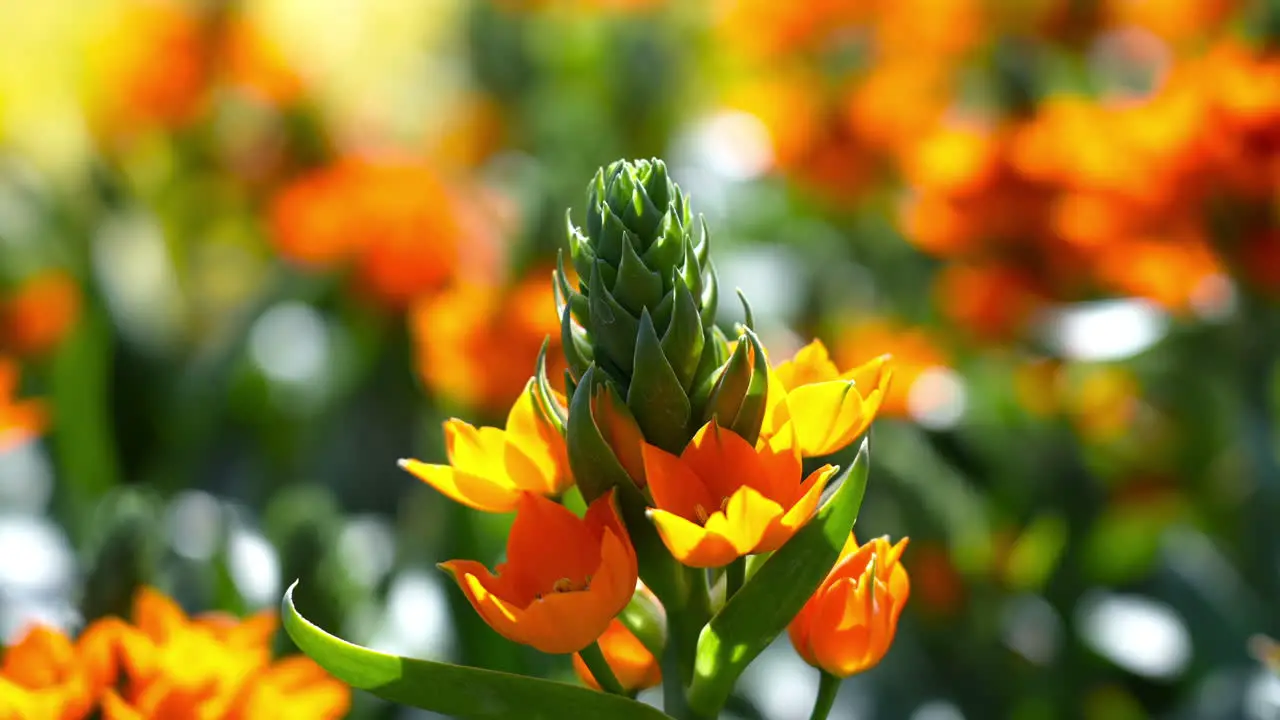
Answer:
[808,671,841,720]
[580,640,626,695]
[725,557,746,601]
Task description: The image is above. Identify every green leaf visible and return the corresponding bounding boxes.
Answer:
[660,281,705,393]
[686,441,872,716]
[281,583,671,720]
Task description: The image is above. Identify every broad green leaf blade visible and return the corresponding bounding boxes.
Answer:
[282,583,671,720]
[686,440,871,716]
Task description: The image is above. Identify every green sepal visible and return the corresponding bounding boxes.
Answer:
[617,588,668,661]
[565,366,638,504]
[596,204,630,269]
[566,214,595,282]
[689,326,732,420]
[627,309,693,454]
[643,214,687,290]
[661,280,705,393]
[693,214,710,268]
[701,327,769,446]
[677,238,705,303]
[588,262,640,378]
[533,339,567,433]
[560,303,593,384]
[735,288,756,333]
[613,233,665,316]
[687,441,872,716]
[700,258,720,326]
[282,583,670,720]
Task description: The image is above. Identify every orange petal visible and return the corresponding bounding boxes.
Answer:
[649,509,740,568]
[809,578,874,676]
[683,422,798,503]
[517,587,619,654]
[505,493,600,594]
[101,690,146,720]
[445,564,531,647]
[643,442,715,522]
[133,588,188,642]
[399,459,521,512]
[505,380,572,495]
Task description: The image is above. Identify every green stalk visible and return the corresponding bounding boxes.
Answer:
[725,558,746,601]
[808,671,841,720]
[580,640,626,695]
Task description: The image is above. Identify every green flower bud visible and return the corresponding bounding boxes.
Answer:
[557,159,730,455]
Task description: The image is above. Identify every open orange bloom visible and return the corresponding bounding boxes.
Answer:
[1,271,81,356]
[399,380,571,513]
[0,358,47,453]
[0,621,120,720]
[789,534,910,677]
[411,271,565,415]
[571,618,662,692]
[101,588,348,720]
[643,421,839,568]
[441,491,638,654]
[761,340,891,458]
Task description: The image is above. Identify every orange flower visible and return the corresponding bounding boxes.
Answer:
[0,621,120,720]
[571,619,661,692]
[399,380,571,513]
[643,421,839,568]
[411,271,565,414]
[270,158,500,308]
[0,358,47,452]
[1,271,81,356]
[86,1,208,135]
[761,339,891,457]
[101,588,349,720]
[789,534,910,677]
[440,491,638,654]
[833,321,949,420]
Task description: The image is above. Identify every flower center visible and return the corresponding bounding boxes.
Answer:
[693,497,731,525]
[535,575,592,601]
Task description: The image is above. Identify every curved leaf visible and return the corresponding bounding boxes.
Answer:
[282,582,671,720]
[686,440,871,715]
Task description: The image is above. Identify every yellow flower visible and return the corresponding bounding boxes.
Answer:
[399,380,571,513]
[0,621,119,720]
[788,535,910,677]
[441,491,638,654]
[571,618,662,693]
[761,339,891,458]
[643,421,838,568]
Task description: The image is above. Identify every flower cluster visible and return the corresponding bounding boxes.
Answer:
[396,159,909,704]
[0,357,45,454]
[0,588,349,719]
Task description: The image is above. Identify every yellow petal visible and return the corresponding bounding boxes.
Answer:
[783,380,868,457]
[399,459,521,512]
[758,464,835,552]
[775,339,841,389]
[705,485,783,555]
[648,509,740,568]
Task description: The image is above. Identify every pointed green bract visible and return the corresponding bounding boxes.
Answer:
[282,583,670,720]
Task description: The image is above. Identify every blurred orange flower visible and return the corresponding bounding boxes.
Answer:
[0,358,47,453]
[441,491,638,654]
[0,621,120,720]
[86,1,208,136]
[0,588,348,720]
[270,158,502,308]
[411,270,564,414]
[1,271,81,356]
[834,321,949,419]
[221,19,305,106]
[789,534,910,677]
[571,618,661,692]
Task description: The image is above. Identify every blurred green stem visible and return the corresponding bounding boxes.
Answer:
[580,640,626,695]
[1238,292,1280,618]
[51,302,120,540]
[660,567,711,719]
[808,671,841,720]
